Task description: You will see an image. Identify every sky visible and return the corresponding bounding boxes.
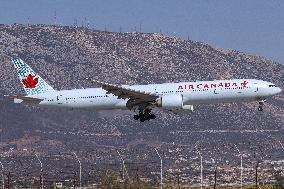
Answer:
[0,0,283,64]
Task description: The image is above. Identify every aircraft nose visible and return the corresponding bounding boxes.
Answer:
[276,87,282,94]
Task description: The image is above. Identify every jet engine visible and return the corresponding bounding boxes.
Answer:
[157,94,194,113]
[172,104,194,114]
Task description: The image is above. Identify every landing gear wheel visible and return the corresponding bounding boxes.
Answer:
[140,116,146,122]
[150,114,156,119]
[134,115,140,120]
[135,108,156,122]
[258,100,265,111]
[145,115,151,121]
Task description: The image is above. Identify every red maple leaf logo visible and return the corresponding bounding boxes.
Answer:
[241,80,248,88]
[22,74,38,88]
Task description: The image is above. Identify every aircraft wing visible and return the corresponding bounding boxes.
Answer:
[4,95,44,104]
[85,78,158,102]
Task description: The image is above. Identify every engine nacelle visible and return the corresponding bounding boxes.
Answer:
[172,104,194,114]
[182,105,194,112]
[157,94,183,109]
[157,94,194,113]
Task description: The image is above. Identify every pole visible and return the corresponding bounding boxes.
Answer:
[73,152,82,189]
[7,172,10,189]
[155,148,163,189]
[200,155,203,189]
[240,155,243,189]
[0,161,4,189]
[136,167,140,189]
[214,166,217,189]
[195,146,203,189]
[255,162,258,189]
[73,172,77,189]
[122,159,125,181]
[234,144,243,189]
[54,8,57,25]
[177,170,180,189]
[35,154,43,189]
[116,150,126,182]
[176,160,180,189]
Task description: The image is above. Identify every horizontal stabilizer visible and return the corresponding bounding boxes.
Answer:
[4,95,44,104]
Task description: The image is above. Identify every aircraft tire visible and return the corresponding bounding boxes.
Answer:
[140,116,146,122]
[258,106,263,111]
[150,114,156,119]
[134,115,140,120]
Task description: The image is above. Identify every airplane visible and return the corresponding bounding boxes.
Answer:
[5,58,282,122]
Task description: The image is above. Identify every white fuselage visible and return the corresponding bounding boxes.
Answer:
[28,79,281,111]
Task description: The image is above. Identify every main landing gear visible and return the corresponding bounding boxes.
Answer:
[134,109,156,122]
[258,100,265,111]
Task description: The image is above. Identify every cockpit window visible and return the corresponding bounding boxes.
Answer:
[269,85,276,87]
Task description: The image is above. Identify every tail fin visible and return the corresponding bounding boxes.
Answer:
[11,58,55,96]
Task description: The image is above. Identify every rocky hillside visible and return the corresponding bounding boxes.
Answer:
[0,24,283,182]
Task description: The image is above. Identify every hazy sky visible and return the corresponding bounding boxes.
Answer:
[0,0,283,64]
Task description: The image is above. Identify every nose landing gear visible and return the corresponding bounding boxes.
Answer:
[258,106,263,111]
[258,100,265,111]
[133,109,156,122]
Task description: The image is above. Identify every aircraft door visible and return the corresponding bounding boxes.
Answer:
[155,86,159,95]
[213,88,224,99]
[214,88,222,95]
[254,87,258,93]
[214,89,218,94]
[56,94,64,104]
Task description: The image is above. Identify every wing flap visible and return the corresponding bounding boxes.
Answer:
[85,78,158,101]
